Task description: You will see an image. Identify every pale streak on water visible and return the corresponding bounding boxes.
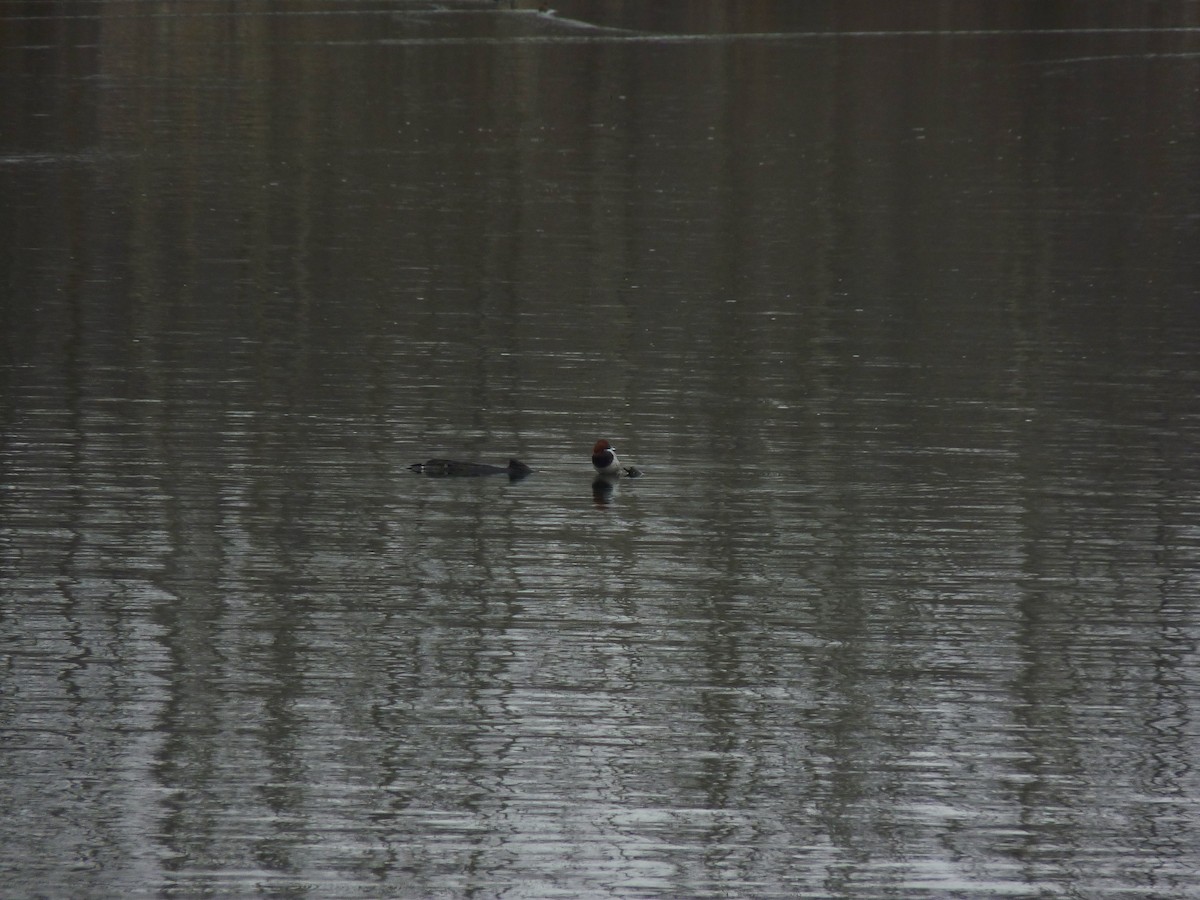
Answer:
[2,1,1199,897]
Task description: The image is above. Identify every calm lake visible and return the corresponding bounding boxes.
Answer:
[2,1,1199,897]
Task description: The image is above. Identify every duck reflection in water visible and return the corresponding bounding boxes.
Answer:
[592,475,617,504]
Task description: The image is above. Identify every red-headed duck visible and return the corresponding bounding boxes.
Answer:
[592,439,642,478]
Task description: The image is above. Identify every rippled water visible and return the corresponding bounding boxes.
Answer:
[3,1,1199,897]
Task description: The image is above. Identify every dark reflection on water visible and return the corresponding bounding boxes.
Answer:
[2,1,1200,897]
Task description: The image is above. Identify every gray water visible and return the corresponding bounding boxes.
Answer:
[2,2,1199,897]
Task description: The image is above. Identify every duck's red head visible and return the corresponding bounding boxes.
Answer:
[592,439,612,455]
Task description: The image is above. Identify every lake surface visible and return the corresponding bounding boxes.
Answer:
[2,1,1199,897]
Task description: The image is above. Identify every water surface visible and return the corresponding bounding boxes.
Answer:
[2,1,1199,897]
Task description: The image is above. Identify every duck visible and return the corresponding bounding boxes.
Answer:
[591,439,642,478]
[409,458,532,480]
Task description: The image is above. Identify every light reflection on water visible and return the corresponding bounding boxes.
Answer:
[3,1,1200,898]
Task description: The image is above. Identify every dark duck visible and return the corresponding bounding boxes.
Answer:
[409,458,532,480]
